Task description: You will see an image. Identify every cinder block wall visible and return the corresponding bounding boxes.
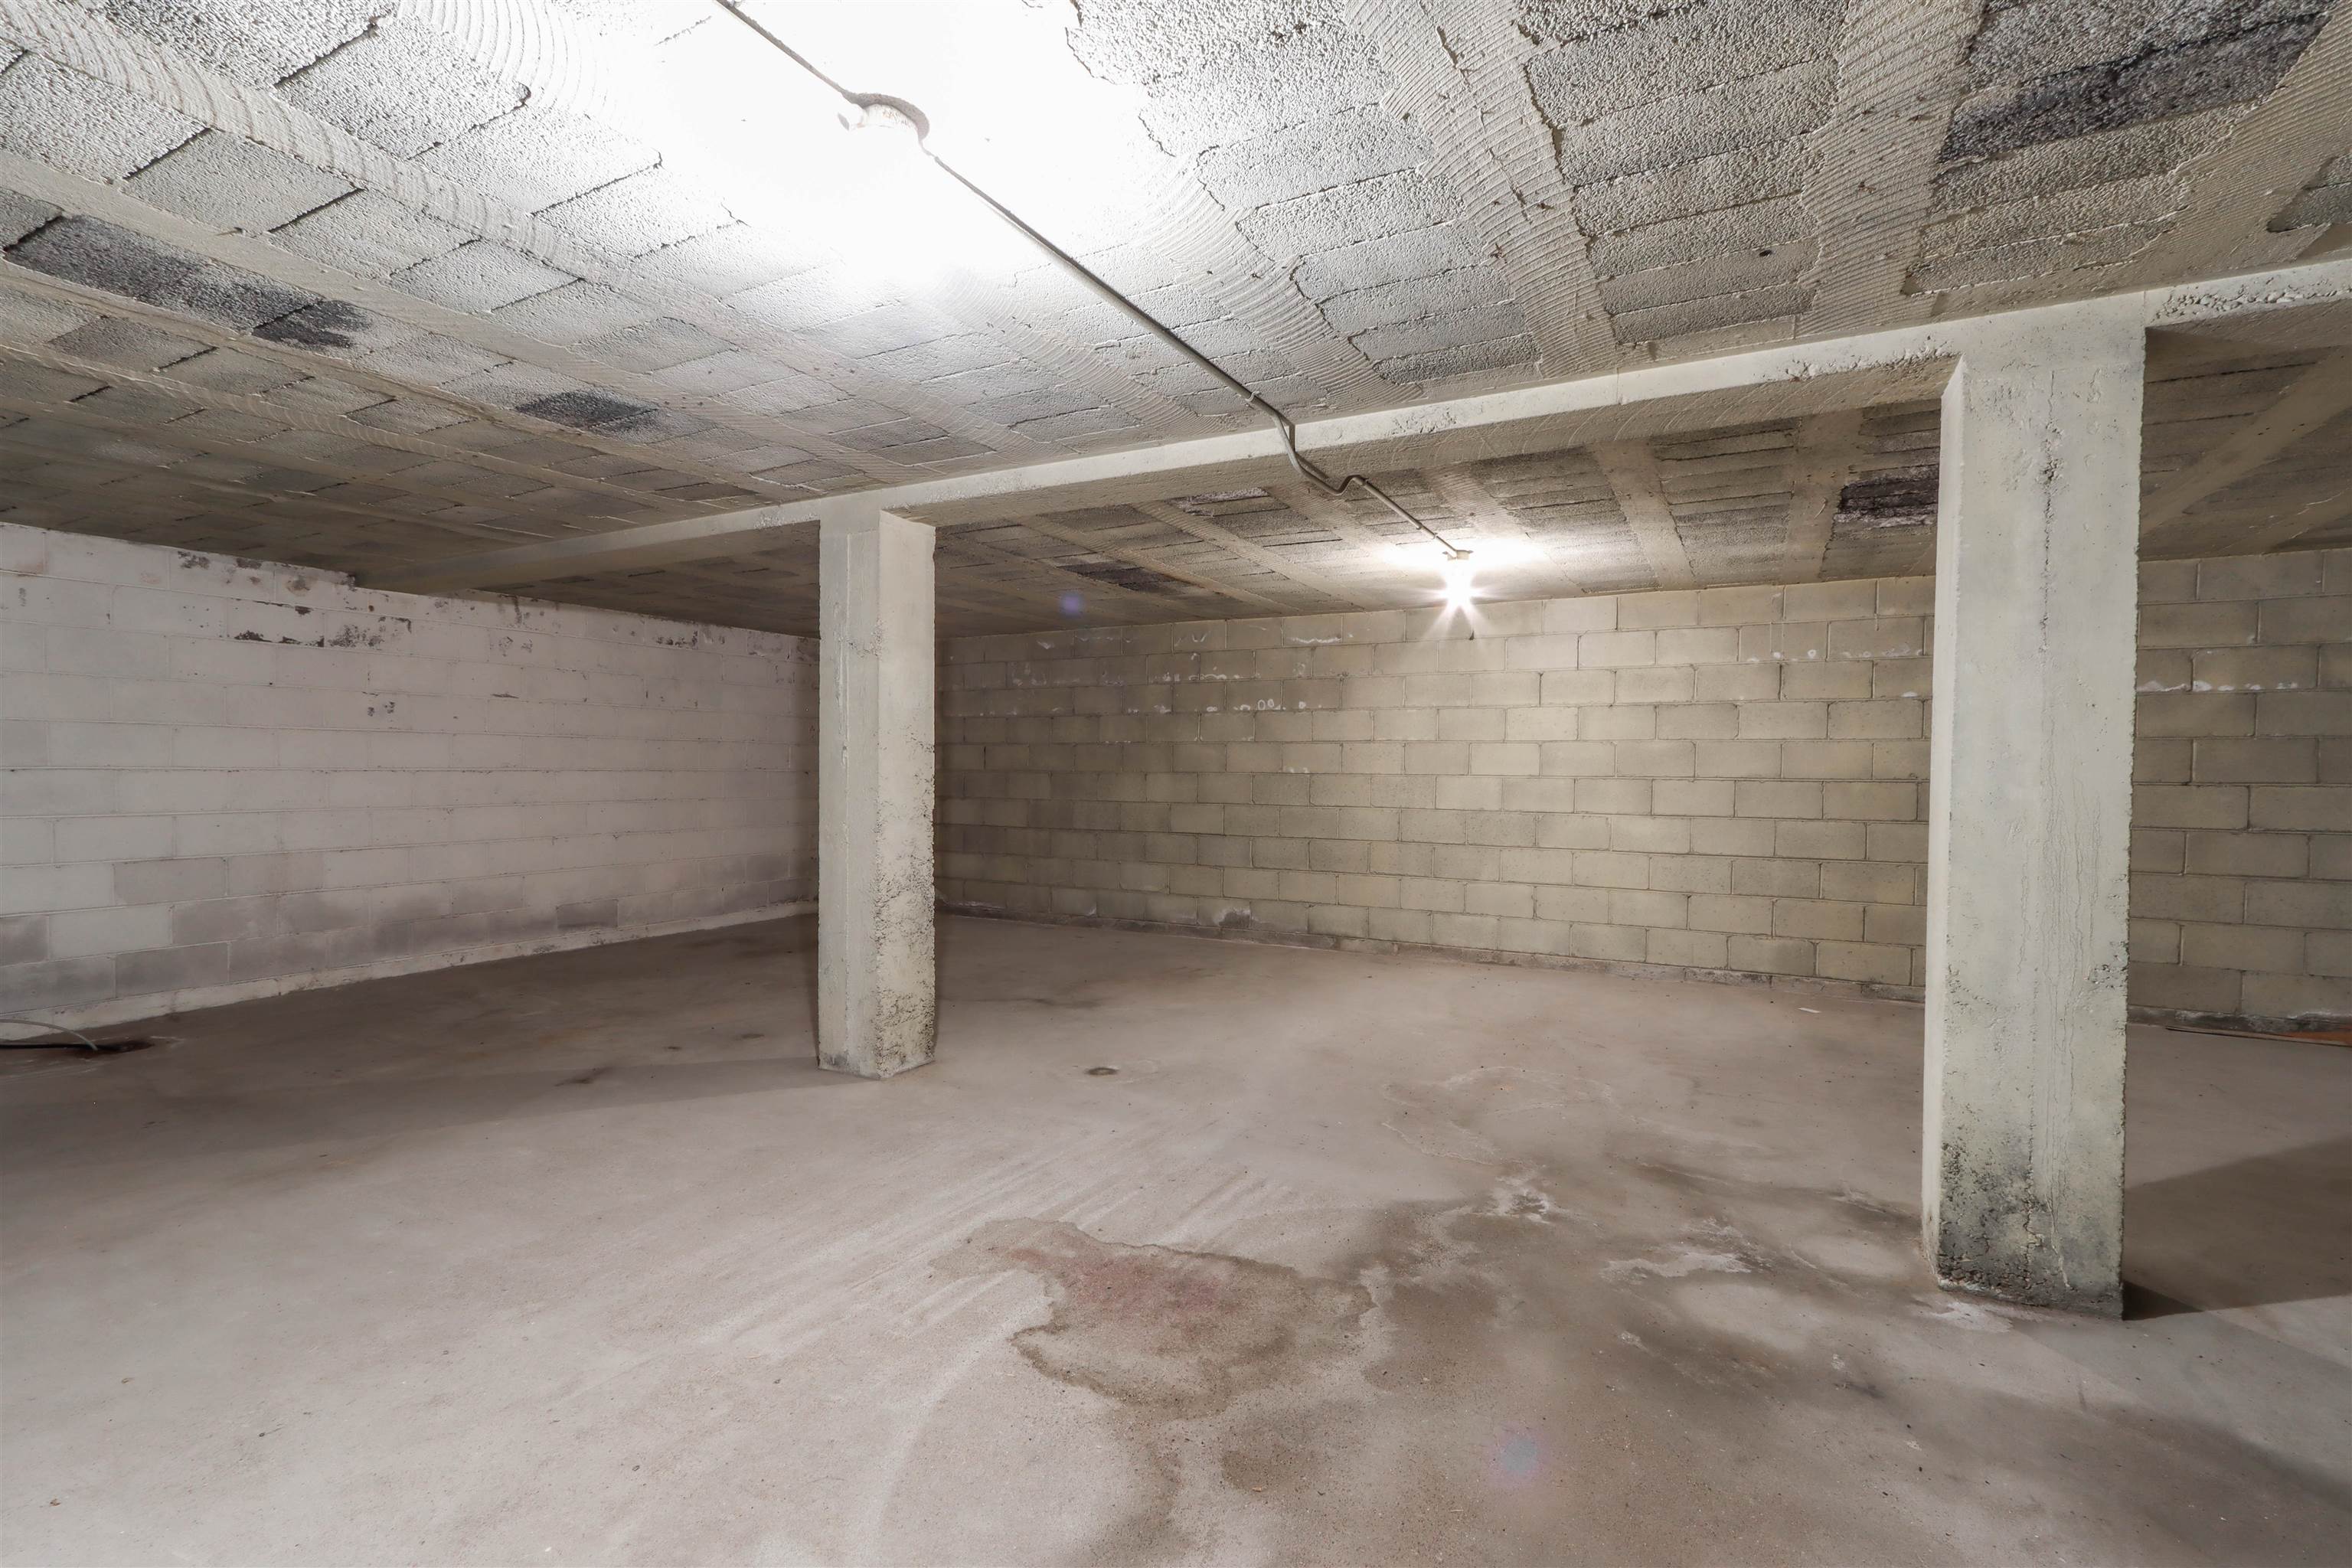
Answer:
[2131,551,2351,1025]
[942,579,1942,991]
[1,524,816,1027]
[940,550,2351,1027]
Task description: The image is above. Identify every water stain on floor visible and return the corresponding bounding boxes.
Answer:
[938,1219,1370,1420]
[939,1063,2352,1566]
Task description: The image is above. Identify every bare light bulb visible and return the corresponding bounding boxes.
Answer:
[825,94,1034,284]
[1442,553,1477,610]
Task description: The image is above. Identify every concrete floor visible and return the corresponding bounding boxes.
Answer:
[3,917,2347,1566]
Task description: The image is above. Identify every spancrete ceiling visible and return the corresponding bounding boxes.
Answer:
[1,0,2347,633]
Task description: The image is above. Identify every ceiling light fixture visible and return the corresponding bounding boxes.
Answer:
[709,0,1472,577]
[841,95,929,151]
[1442,554,1477,612]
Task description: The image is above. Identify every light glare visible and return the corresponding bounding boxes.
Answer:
[639,14,1034,289]
[1442,554,1477,609]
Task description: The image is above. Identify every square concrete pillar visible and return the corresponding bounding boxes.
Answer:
[818,505,936,1078]
[1923,309,2144,1314]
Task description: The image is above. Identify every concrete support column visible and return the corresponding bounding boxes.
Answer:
[818,505,936,1078]
[1923,309,2144,1314]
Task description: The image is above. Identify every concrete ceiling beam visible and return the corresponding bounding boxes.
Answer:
[360,256,2352,595]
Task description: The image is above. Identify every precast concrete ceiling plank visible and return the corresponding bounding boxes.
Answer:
[0,172,883,507]
[1426,466,1589,597]
[0,0,1077,477]
[926,266,1223,443]
[2149,397,2352,557]
[1008,510,1293,615]
[936,519,1224,626]
[1793,0,1978,337]
[0,354,690,546]
[0,388,588,531]
[0,146,943,491]
[0,415,534,561]
[1588,439,1696,591]
[0,252,832,519]
[1913,0,2346,314]
[2225,472,2352,554]
[1051,0,1402,407]
[1346,0,1612,377]
[1131,498,1378,612]
[0,332,733,523]
[2119,4,2352,289]
[1260,479,1413,569]
[351,260,2352,606]
[2142,349,2352,544]
[5,0,2352,634]
[1779,408,1869,580]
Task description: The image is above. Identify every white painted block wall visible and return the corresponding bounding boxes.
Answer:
[0,524,816,1027]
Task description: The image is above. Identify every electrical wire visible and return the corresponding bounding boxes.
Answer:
[709,0,1468,560]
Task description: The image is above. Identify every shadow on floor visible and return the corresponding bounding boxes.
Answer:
[2125,1136,2352,1318]
[0,1053,864,1172]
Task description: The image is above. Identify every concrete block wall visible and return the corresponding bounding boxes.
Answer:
[940,577,1942,995]
[1,523,816,1027]
[2130,550,2352,1027]
[940,551,2352,1025]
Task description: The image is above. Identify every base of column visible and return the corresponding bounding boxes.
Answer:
[1933,1276,2124,1318]
[815,992,937,1080]
[1930,1195,2125,1316]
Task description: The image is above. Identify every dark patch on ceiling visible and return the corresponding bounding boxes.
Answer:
[657,481,761,503]
[2269,165,2352,231]
[252,299,376,350]
[8,216,208,308]
[3,216,316,332]
[831,417,949,453]
[1172,488,1272,517]
[1062,560,1193,596]
[1942,5,2330,162]
[752,456,862,488]
[243,466,345,494]
[1514,0,1716,45]
[514,389,661,433]
[1837,471,1939,528]
[0,187,61,248]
